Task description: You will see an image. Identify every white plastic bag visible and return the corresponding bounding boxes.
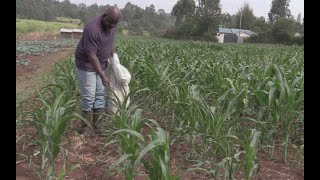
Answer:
[105,53,131,114]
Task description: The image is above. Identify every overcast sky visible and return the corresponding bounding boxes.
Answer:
[65,0,304,19]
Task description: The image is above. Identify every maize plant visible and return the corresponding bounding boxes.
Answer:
[16,36,303,178]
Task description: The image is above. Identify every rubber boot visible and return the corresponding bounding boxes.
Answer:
[79,111,94,135]
[93,108,106,136]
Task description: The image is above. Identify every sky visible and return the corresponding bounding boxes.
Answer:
[65,0,304,19]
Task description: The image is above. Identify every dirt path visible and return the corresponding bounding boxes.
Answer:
[16,49,75,99]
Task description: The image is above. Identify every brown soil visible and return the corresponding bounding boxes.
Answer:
[16,49,75,99]
[16,123,304,180]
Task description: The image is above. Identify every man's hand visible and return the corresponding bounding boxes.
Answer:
[102,76,110,87]
[87,51,110,87]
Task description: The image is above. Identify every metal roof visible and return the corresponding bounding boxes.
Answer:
[72,29,83,33]
[60,28,83,33]
[60,28,72,32]
[218,27,255,35]
[218,28,232,34]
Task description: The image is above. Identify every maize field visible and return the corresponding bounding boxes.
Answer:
[16,36,304,179]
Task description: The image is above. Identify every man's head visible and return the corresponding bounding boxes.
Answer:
[101,6,122,31]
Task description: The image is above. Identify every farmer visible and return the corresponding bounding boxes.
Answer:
[75,6,122,135]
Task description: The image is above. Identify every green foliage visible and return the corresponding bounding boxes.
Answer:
[272,18,294,43]
[113,37,304,178]
[20,58,78,179]
[16,37,304,179]
[16,19,78,35]
[56,17,80,24]
[235,2,256,30]
[268,0,291,23]
[16,39,78,56]
[171,0,196,25]
[289,35,304,45]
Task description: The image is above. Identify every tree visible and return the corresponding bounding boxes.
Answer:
[156,9,168,29]
[171,0,195,25]
[293,13,303,34]
[44,7,54,21]
[78,9,89,26]
[253,16,269,33]
[16,0,176,38]
[133,6,144,19]
[121,2,135,23]
[158,9,166,15]
[145,4,156,17]
[177,16,200,36]
[250,16,273,43]
[297,13,302,24]
[220,13,230,27]
[220,13,238,28]
[272,17,294,43]
[302,17,304,34]
[195,0,221,32]
[144,5,157,31]
[268,0,291,23]
[235,2,256,30]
